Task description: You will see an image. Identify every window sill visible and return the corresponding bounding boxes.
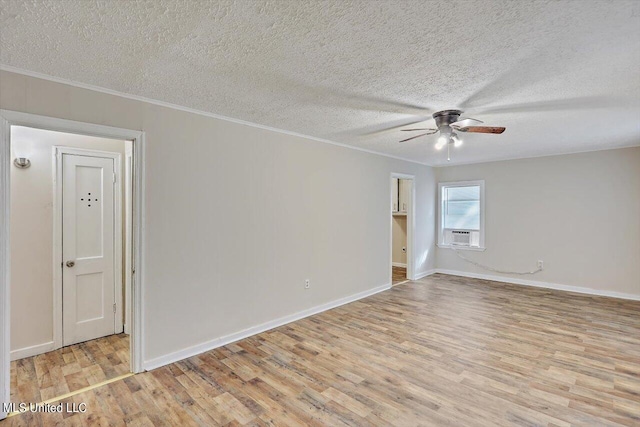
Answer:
[438,244,486,252]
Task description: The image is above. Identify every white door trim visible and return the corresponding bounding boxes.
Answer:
[0,110,146,420]
[390,173,416,282]
[53,146,123,348]
[124,145,133,335]
[0,115,10,420]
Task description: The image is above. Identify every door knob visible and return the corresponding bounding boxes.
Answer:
[66,260,75,268]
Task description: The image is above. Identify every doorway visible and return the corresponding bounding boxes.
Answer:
[391,173,414,285]
[11,128,130,406]
[0,111,145,419]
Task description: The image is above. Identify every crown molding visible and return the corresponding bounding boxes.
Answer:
[0,64,430,167]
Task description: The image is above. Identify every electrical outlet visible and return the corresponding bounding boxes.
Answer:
[305,279,310,289]
[537,260,544,270]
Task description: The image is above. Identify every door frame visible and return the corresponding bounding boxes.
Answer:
[0,110,146,419]
[124,145,133,335]
[390,173,415,283]
[53,146,124,348]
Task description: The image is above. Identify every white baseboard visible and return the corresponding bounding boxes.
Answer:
[413,269,437,280]
[435,269,640,301]
[10,341,55,361]
[143,283,391,371]
[392,262,407,268]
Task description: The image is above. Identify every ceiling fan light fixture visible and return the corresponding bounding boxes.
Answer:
[435,135,448,150]
[397,110,506,154]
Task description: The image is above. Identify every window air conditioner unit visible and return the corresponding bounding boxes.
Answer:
[451,230,471,246]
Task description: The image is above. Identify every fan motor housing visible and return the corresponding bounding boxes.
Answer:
[433,109,463,131]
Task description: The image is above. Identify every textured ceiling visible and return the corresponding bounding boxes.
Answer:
[1,0,639,165]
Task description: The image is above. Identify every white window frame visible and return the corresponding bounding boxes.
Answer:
[437,180,486,251]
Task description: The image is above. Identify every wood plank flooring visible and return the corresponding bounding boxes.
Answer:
[10,333,129,405]
[4,274,640,426]
[392,266,407,285]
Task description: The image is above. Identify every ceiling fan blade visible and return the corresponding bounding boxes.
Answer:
[455,126,506,134]
[449,118,483,128]
[399,132,433,143]
[400,128,437,132]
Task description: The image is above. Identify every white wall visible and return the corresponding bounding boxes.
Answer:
[435,147,640,298]
[9,126,126,355]
[392,216,407,265]
[0,70,437,364]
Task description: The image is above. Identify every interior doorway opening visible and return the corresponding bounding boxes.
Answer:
[391,174,414,285]
[1,118,141,414]
[10,126,132,404]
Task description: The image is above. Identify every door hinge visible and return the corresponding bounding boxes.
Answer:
[113,303,117,313]
[113,172,116,184]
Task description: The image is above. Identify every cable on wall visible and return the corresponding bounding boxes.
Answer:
[450,247,543,275]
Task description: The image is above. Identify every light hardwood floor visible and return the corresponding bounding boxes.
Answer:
[10,333,129,405]
[4,274,639,426]
[392,266,407,285]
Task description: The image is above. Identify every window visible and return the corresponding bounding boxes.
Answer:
[438,180,485,250]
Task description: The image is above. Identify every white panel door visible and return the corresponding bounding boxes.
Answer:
[62,154,116,346]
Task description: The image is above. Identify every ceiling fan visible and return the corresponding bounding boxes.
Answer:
[399,109,505,161]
